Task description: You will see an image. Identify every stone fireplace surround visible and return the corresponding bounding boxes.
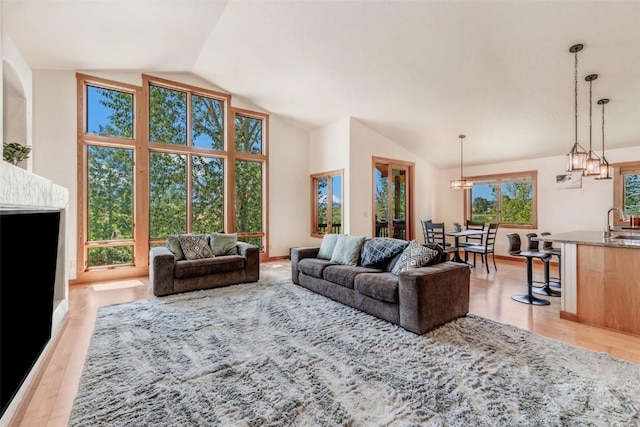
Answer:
[0,161,69,427]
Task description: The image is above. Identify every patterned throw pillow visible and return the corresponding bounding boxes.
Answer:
[391,240,439,275]
[178,234,214,260]
[209,232,238,256]
[330,235,366,266]
[166,234,186,260]
[361,238,409,267]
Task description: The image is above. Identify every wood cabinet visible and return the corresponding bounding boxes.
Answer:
[577,245,640,336]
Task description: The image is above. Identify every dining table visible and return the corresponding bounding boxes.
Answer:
[444,229,488,263]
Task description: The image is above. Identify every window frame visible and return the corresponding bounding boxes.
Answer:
[613,161,640,227]
[310,169,344,238]
[464,170,538,229]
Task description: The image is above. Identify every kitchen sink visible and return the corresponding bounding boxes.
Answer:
[612,234,640,240]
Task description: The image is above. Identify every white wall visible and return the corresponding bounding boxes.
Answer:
[267,113,310,256]
[349,118,439,238]
[438,145,640,256]
[2,33,32,170]
[32,70,310,278]
[309,117,350,243]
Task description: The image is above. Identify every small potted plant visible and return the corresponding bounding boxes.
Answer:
[3,142,32,165]
[453,222,462,232]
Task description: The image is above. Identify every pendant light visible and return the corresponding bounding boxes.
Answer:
[584,74,601,176]
[595,98,613,180]
[566,44,587,172]
[450,135,473,190]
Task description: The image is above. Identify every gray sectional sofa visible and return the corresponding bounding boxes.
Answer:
[291,236,471,334]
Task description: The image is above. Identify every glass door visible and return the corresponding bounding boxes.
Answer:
[374,160,411,240]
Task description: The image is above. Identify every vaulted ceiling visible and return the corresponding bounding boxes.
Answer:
[4,0,639,169]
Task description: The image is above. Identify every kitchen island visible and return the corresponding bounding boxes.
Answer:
[537,230,640,337]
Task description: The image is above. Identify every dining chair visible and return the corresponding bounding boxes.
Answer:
[420,219,432,244]
[424,221,457,260]
[458,220,485,249]
[463,222,498,273]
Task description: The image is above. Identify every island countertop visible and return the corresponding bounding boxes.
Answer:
[535,230,640,248]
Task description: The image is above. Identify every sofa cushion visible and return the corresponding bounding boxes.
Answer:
[298,258,333,279]
[318,233,343,260]
[361,238,409,267]
[323,265,384,289]
[423,243,446,265]
[166,234,186,260]
[330,235,366,266]
[354,272,399,303]
[386,252,402,272]
[178,234,214,260]
[391,240,439,275]
[209,232,239,256]
[174,255,245,279]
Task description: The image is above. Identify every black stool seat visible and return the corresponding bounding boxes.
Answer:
[507,233,555,306]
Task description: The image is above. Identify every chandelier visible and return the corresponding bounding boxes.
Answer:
[450,135,473,190]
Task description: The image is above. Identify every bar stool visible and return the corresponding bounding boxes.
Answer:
[540,232,561,288]
[525,233,561,298]
[507,232,553,306]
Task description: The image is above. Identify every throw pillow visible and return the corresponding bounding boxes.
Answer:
[391,240,439,275]
[318,233,343,260]
[166,234,186,260]
[423,243,446,265]
[361,238,409,267]
[330,235,366,266]
[209,232,239,256]
[178,234,214,260]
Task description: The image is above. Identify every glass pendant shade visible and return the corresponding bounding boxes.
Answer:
[595,157,613,180]
[585,152,601,176]
[450,135,473,190]
[450,179,473,190]
[566,143,587,172]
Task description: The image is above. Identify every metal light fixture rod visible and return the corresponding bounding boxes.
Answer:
[595,98,612,180]
[584,74,601,176]
[566,44,587,172]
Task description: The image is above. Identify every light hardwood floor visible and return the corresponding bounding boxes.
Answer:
[10,258,640,427]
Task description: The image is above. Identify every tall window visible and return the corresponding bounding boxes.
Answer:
[613,162,640,226]
[81,82,138,272]
[78,73,268,282]
[311,170,343,237]
[466,171,537,228]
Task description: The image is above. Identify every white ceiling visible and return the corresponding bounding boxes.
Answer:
[3,0,640,169]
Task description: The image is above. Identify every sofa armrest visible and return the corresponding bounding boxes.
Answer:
[290,247,320,284]
[237,242,260,282]
[150,246,176,297]
[397,261,470,334]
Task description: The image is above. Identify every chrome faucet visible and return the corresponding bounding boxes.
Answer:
[605,207,627,238]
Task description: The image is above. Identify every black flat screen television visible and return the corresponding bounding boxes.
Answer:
[0,209,60,418]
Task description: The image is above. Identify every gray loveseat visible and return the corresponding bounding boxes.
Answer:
[291,237,470,334]
[150,242,260,296]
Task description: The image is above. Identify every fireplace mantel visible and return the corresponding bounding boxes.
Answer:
[0,161,69,427]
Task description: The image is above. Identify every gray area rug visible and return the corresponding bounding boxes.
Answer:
[69,278,640,426]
